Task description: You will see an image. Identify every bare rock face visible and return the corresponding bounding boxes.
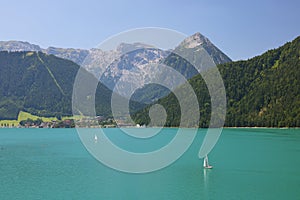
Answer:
[0,41,42,52]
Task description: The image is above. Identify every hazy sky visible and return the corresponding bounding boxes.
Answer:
[1,0,299,60]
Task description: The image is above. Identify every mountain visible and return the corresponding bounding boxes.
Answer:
[0,51,120,120]
[129,33,231,104]
[0,51,75,119]
[100,33,232,102]
[0,40,89,66]
[132,36,300,127]
[0,33,231,110]
[99,33,231,87]
[176,32,231,66]
[0,41,42,52]
[99,47,169,92]
[44,47,89,66]
[0,33,231,94]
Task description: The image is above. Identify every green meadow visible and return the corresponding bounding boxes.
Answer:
[0,111,79,127]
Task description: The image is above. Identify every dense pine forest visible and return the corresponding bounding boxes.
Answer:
[133,36,300,127]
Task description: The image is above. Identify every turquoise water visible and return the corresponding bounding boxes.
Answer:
[0,128,299,199]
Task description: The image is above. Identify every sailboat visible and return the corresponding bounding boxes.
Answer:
[94,134,98,143]
[203,155,213,169]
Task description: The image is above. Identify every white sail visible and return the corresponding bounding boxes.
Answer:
[203,155,212,169]
[203,156,208,167]
[94,134,98,142]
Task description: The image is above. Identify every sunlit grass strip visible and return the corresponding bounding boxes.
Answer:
[17,111,57,122]
[0,111,84,127]
[0,120,19,127]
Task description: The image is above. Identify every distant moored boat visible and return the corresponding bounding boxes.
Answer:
[94,134,98,143]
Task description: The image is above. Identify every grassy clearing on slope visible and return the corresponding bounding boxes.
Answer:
[0,111,84,127]
[17,111,58,122]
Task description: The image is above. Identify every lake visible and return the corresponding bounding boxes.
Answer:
[0,128,299,199]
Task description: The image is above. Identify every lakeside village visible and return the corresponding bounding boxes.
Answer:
[0,116,121,128]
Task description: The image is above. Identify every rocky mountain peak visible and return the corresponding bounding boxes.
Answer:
[181,32,211,49]
[0,41,42,52]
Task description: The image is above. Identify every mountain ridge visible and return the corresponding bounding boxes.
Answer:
[0,32,231,71]
[0,33,232,104]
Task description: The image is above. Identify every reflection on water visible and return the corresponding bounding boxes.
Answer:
[203,167,211,199]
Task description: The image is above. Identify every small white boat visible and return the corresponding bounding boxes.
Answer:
[203,155,213,169]
[94,134,98,143]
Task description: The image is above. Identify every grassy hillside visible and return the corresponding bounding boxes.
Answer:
[0,51,77,119]
[0,51,144,121]
[0,51,115,120]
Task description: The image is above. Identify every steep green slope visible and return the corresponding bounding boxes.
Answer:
[225,37,300,127]
[133,36,300,127]
[0,51,114,119]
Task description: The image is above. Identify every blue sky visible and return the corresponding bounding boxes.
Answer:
[0,0,299,60]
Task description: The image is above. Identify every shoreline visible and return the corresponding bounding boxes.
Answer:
[0,126,299,129]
